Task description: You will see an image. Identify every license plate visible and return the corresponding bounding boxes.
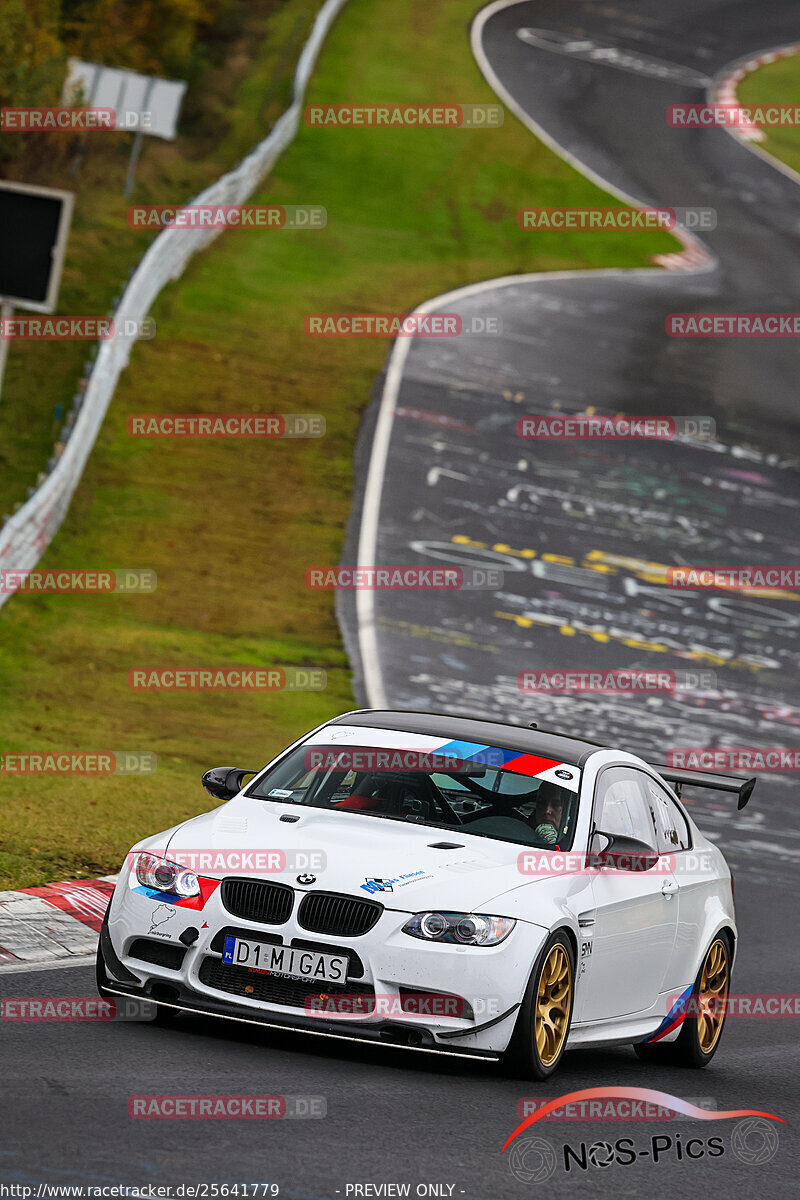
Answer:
[222,936,348,984]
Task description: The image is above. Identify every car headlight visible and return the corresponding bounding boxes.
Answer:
[402,911,515,946]
[136,852,199,898]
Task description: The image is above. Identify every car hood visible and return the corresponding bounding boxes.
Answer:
[157,796,546,913]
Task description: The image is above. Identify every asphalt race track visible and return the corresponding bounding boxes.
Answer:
[337,0,800,1190]
[1,893,796,1199]
[3,2,800,1197]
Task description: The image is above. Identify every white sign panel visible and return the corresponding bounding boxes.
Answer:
[63,59,186,140]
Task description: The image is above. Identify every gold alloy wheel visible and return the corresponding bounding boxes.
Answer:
[697,938,730,1053]
[535,944,572,1067]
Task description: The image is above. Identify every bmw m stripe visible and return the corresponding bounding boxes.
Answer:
[306,726,579,788]
[644,984,694,1043]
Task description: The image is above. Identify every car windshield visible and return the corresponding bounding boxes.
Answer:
[246,738,581,850]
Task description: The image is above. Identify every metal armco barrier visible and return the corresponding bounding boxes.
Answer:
[0,0,350,606]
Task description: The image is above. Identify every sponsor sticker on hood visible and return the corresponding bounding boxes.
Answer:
[361,870,433,895]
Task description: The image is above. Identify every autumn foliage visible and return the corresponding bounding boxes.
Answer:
[0,0,238,162]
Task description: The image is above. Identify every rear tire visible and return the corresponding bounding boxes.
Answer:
[504,931,575,1080]
[634,932,731,1068]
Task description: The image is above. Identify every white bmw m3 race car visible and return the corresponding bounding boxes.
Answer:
[97,710,753,1078]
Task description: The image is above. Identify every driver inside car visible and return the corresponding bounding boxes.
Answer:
[529,781,570,846]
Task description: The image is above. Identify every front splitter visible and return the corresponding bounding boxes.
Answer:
[101,979,503,1061]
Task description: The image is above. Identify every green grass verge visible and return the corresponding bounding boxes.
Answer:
[0,0,324,519]
[0,0,678,890]
[737,51,800,173]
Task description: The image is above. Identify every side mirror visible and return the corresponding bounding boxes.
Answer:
[590,831,660,872]
[202,766,259,801]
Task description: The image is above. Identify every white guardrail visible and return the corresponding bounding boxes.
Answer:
[0,0,350,605]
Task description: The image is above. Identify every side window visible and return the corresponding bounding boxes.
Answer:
[667,796,691,850]
[594,768,659,849]
[645,779,691,851]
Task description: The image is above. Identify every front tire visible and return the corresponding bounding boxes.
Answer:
[505,931,575,1080]
[635,932,731,1068]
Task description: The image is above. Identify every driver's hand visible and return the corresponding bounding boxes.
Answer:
[533,823,558,846]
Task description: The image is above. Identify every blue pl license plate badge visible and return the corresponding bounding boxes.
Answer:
[222,935,236,963]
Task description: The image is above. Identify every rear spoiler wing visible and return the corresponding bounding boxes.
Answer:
[649,765,756,810]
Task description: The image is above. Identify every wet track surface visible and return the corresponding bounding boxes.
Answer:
[335,0,800,1192]
[1,883,796,1199]
[4,1,800,1196]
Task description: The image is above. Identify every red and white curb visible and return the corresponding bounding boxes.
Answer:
[0,876,117,967]
[652,233,714,273]
[712,44,800,143]
[649,43,800,269]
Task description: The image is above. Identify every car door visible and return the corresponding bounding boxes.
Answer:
[576,766,679,1023]
[643,775,704,991]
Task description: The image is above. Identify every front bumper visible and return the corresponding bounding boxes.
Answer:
[102,867,548,1056]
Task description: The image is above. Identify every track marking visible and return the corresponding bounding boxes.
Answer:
[354,0,719,706]
[516,27,712,86]
[355,5,800,705]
